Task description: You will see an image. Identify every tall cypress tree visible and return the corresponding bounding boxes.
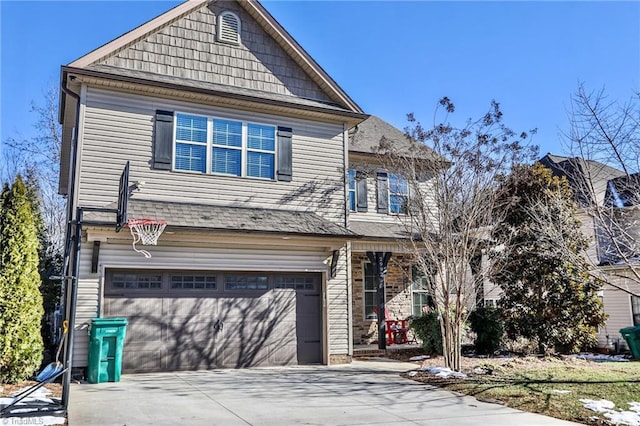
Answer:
[0,176,44,383]
[491,163,606,354]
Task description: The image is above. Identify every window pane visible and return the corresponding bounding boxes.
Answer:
[348,170,356,190]
[390,194,407,214]
[176,114,207,143]
[175,143,206,172]
[247,151,274,179]
[213,147,241,176]
[389,174,408,194]
[633,296,640,326]
[247,124,275,151]
[213,119,242,147]
[364,263,376,290]
[364,293,377,319]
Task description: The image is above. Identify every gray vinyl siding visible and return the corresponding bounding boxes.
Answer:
[77,87,345,223]
[327,245,349,357]
[347,167,438,226]
[598,272,640,349]
[72,239,348,367]
[98,2,330,102]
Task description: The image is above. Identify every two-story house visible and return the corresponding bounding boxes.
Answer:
[539,153,640,350]
[58,0,370,373]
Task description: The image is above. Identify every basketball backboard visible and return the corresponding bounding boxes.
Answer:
[115,161,129,232]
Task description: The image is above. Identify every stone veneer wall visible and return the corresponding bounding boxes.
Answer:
[351,253,414,345]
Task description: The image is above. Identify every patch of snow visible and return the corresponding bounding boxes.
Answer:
[0,386,65,425]
[568,353,630,362]
[407,371,418,377]
[580,399,640,426]
[409,355,429,361]
[550,390,572,394]
[421,366,467,378]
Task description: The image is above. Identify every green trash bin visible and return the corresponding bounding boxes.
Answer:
[620,326,640,359]
[87,317,128,384]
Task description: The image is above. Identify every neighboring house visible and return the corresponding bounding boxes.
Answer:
[59,0,368,373]
[539,153,640,349]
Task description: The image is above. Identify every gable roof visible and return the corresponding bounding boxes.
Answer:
[65,0,362,114]
[348,115,442,161]
[538,153,626,207]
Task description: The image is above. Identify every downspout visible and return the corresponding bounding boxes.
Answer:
[343,123,353,360]
[60,71,81,409]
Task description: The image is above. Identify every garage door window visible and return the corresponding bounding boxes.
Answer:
[225,275,269,290]
[171,274,216,290]
[111,273,162,290]
[275,276,316,290]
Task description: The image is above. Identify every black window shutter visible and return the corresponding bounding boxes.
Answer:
[277,126,293,181]
[153,110,174,170]
[356,171,368,212]
[376,172,389,213]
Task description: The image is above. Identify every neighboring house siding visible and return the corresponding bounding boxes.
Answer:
[599,271,640,350]
[98,2,331,102]
[77,87,345,223]
[72,238,344,367]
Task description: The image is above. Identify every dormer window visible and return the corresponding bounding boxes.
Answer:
[217,11,241,44]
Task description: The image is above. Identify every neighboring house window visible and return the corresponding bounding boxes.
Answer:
[174,113,276,179]
[364,263,377,320]
[632,296,640,326]
[217,11,241,44]
[411,266,433,316]
[389,174,408,214]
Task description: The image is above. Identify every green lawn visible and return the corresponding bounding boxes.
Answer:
[405,357,640,424]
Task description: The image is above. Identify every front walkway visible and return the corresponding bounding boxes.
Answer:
[69,359,578,425]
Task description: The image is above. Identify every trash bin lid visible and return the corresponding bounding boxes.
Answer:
[91,317,128,326]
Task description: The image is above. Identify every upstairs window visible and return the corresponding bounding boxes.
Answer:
[217,11,241,45]
[389,174,408,214]
[174,113,276,179]
[348,169,368,212]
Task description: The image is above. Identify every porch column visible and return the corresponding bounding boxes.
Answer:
[366,251,392,349]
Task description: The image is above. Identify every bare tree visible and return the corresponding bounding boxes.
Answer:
[2,85,65,255]
[376,98,537,370]
[561,84,640,294]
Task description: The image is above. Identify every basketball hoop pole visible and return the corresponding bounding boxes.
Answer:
[61,161,130,410]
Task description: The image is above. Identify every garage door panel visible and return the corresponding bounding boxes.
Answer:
[163,297,218,316]
[165,317,216,342]
[105,298,163,318]
[122,346,164,373]
[217,297,272,321]
[269,343,297,365]
[124,317,163,343]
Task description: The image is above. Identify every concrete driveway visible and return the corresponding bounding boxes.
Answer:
[69,359,578,425]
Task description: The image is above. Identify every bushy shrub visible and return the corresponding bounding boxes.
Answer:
[0,177,44,383]
[410,310,442,355]
[468,305,504,355]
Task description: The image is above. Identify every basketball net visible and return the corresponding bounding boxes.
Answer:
[127,219,167,258]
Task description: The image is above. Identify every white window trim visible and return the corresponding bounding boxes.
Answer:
[363,262,377,320]
[348,170,357,212]
[173,112,276,180]
[388,173,409,215]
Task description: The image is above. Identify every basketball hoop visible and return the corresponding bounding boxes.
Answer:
[127,219,167,258]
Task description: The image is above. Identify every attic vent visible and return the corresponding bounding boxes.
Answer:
[217,11,241,44]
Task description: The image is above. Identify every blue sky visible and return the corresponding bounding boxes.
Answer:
[1,1,638,157]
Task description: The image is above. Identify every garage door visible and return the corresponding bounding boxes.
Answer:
[103,270,322,372]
